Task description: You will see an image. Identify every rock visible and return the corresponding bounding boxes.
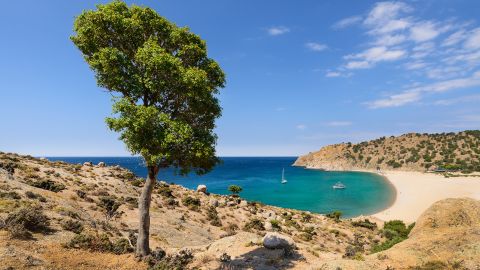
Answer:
[263,232,295,250]
[227,201,237,207]
[239,200,248,207]
[264,221,273,231]
[83,162,93,166]
[196,184,207,193]
[209,199,219,207]
[219,253,231,262]
[97,162,106,167]
[39,157,48,161]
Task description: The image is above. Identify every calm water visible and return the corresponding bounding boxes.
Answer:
[47,157,395,218]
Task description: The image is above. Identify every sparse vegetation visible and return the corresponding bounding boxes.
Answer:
[326,211,342,222]
[29,179,65,192]
[66,233,133,254]
[3,206,50,239]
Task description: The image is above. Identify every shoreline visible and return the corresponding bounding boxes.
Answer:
[370,170,480,223]
[300,165,480,223]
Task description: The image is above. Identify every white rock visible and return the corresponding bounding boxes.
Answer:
[83,162,93,166]
[196,184,207,193]
[263,232,295,250]
[227,201,237,207]
[39,157,48,161]
[239,200,248,207]
[97,162,106,167]
[209,199,219,207]
[264,221,273,231]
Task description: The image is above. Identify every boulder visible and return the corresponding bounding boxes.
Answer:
[83,162,93,166]
[239,200,248,207]
[209,199,219,207]
[97,162,106,167]
[263,232,295,250]
[196,184,207,193]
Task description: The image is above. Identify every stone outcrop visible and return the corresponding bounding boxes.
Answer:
[262,232,295,250]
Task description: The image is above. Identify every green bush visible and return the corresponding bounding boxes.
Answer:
[326,211,342,221]
[30,179,65,192]
[61,219,84,234]
[244,218,264,231]
[157,184,174,198]
[228,185,242,195]
[351,219,377,230]
[270,219,281,230]
[0,191,21,200]
[182,196,200,210]
[66,233,133,254]
[4,206,50,239]
[97,196,123,221]
[24,191,46,202]
[206,206,221,226]
[371,220,415,253]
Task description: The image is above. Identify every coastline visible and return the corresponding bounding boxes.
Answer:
[371,170,480,223]
[300,165,480,223]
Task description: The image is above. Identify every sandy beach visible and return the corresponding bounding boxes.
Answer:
[372,171,480,223]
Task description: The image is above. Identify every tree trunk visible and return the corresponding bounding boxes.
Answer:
[136,165,158,257]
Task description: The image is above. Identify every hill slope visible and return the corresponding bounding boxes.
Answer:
[0,152,479,269]
[294,130,480,172]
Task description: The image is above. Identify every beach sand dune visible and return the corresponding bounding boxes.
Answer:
[373,171,480,222]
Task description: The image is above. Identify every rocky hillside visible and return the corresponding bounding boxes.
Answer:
[294,130,480,172]
[0,152,479,269]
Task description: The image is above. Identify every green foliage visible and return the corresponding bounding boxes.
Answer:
[66,233,133,254]
[25,191,47,202]
[0,191,21,200]
[205,206,221,226]
[181,196,200,210]
[326,211,342,221]
[228,185,242,194]
[351,219,377,230]
[4,206,50,239]
[371,220,415,253]
[97,196,123,221]
[30,179,65,192]
[156,184,174,198]
[244,218,265,231]
[71,1,226,171]
[147,249,193,270]
[270,219,281,230]
[61,219,84,234]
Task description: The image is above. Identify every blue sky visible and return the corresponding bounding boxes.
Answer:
[0,0,479,156]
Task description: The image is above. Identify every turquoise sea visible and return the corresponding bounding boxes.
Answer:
[47,157,395,218]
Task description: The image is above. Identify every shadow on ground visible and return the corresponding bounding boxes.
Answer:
[217,247,303,270]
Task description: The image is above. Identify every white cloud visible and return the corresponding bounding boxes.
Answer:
[405,61,427,70]
[367,91,421,109]
[367,71,480,108]
[296,124,307,130]
[374,34,407,46]
[410,21,439,42]
[345,46,406,69]
[346,61,371,69]
[333,16,362,29]
[305,42,328,52]
[364,2,412,26]
[464,28,480,49]
[267,26,290,36]
[325,71,341,77]
[442,30,467,47]
[326,121,352,127]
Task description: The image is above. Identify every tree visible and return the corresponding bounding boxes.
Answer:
[228,185,242,195]
[71,1,225,256]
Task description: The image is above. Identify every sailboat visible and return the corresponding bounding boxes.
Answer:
[281,168,288,184]
[332,181,346,189]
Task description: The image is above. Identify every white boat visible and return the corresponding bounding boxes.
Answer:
[281,168,287,184]
[332,181,346,189]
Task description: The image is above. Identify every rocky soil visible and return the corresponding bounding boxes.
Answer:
[0,152,479,269]
[294,130,480,172]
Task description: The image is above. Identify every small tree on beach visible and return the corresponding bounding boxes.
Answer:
[228,185,242,195]
[71,1,225,257]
